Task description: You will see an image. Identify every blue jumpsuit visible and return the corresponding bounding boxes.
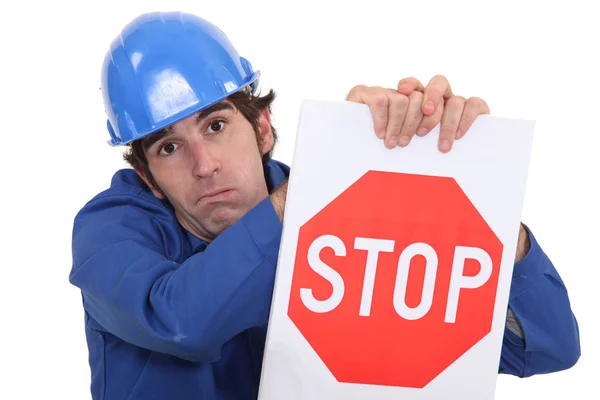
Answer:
[69,160,580,399]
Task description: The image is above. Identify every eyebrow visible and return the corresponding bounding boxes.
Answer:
[142,101,235,151]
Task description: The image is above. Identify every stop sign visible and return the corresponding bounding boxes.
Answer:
[287,170,504,388]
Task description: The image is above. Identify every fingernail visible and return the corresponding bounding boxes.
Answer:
[389,137,398,147]
[417,127,428,136]
[378,129,386,139]
[439,140,450,151]
[423,101,435,113]
[399,136,410,146]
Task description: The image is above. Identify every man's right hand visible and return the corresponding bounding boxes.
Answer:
[270,181,288,222]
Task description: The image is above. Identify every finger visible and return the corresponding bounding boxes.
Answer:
[397,90,424,147]
[416,101,444,137]
[439,96,466,153]
[346,85,389,138]
[397,77,426,96]
[384,89,409,148]
[456,97,490,139]
[422,75,454,117]
[346,84,368,103]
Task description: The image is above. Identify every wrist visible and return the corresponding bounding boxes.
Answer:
[514,223,531,263]
[270,181,288,221]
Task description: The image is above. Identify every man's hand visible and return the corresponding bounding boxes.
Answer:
[270,181,288,222]
[346,75,490,153]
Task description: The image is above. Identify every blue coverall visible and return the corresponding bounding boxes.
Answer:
[69,159,580,400]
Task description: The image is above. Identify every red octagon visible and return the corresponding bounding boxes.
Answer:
[287,170,503,388]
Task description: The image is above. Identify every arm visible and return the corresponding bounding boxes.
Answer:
[344,77,580,376]
[499,224,581,377]
[70,190,285,363]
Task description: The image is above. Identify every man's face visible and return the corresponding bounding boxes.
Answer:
[138,100,274,241]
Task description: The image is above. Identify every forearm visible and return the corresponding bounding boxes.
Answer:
[499,226,580,376]
[71,197,283,362]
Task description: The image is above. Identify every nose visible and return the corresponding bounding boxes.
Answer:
[190,141,221,178]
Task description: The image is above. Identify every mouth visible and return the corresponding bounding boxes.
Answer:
[199,189,233,202]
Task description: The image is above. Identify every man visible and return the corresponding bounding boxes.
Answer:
[69,11,580,400]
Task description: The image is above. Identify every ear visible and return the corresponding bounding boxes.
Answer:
[257,107,274,156]
[133,167,165,199]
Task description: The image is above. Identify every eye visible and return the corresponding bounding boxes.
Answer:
[207,120,225,134]
[158,142,179,156]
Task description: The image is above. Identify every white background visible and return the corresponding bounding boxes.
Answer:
[0,0,597,399]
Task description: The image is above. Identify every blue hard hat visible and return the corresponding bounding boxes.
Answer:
[101,11,260,146]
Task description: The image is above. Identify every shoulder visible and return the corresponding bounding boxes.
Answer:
[77,169,173,220]
[92,168,164,204]
[72,169,180,259]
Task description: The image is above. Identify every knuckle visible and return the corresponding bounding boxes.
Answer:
[428,87,441,99]
[419,117,437,130]
[409,114,423,128]
[374,93,389,108]
[441,124,458,137]
[459,114,474,127]
[409,90,424,101]
[433,74,450,85]
[347,84,365,97]
[448,95,466,106]
[399,77,416,86]
[388,120,403,132]
[391,93,409,109]
[402,119,419,134]
[388,118,406,131]
[467,96,482,108]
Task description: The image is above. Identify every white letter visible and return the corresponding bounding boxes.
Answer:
[393,243,438,320]
[300,235,346,313]
[354,237,395,316]
[445,246,493,323]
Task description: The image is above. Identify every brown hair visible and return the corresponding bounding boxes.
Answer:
[123,88,278,193]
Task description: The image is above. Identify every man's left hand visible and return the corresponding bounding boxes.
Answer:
[346,75,490,153]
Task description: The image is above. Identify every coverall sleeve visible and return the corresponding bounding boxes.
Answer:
[498,226,581,377]
[70,195,282,363]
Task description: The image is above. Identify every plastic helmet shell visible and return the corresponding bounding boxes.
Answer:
[101,11,260,146]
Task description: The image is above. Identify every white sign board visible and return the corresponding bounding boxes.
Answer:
[259,99,535,400]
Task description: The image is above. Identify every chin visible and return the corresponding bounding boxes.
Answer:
[209,207,241,228]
